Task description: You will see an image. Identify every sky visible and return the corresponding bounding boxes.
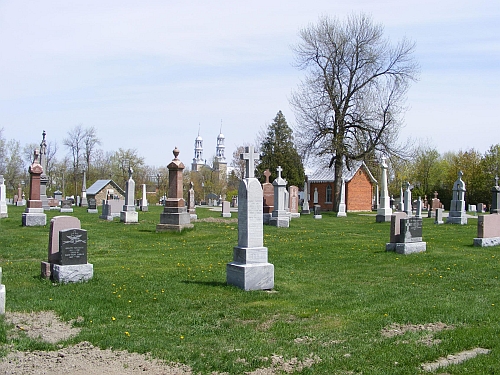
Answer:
[1,0,499,170]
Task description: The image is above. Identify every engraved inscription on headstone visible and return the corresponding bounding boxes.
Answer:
[59,229,88,265]
[88,198,97,209]
[400,217,423,243]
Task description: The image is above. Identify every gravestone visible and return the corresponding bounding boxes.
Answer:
[490,176,500,213]
[269,166,290,228]
[403,182,413,217]
[0,175,8,218]
[474,214,500,247]
[120,167,138,224]
[87,198,98,213]
[0,267,4,314]
[100,199,124,220]
[156,148,193,232]
[22,149,47,226]
[262,169,274,224]
[140,183,148,212]
[80,171,88,207]
[386,213,426,254]
[187,182,197,220]
[415,196,422,218]
[302,176,310,214]
[227,146,274,291]
[16,184,25,206]
[313,187,319,204]
[435,208,444,224]
[39,131,50,211]
[446,171,467,225]
[477,203,485,213]
[54,190,62,203]
[314,204,322,219]
[41,216,93,282]
[376,156,392,222]
[468,204,477,215]
[337,178,347,217]
[428,191,442,218]
[221,201,231,218]
[60,199,74,213]
[231,195,238,208]
[289,185,300,218]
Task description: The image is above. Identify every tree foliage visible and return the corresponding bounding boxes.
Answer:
[291,14,418,210]
[256,111,305,187]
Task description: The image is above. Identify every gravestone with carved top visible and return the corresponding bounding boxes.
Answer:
[269,166,290,228]
[22,149,47,226]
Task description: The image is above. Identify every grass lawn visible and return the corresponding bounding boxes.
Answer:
[0,204,498,374]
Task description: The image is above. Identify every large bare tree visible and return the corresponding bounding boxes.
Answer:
[290,14,418,210]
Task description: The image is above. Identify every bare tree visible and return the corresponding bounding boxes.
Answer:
[83,126,101,174]
[290,14,419,210]
[63,125,85,196]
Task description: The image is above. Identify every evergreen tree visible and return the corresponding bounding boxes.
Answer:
[256,111,305,187]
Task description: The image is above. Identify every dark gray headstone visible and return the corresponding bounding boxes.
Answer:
[61,199,72,209]
[88,198,97,209]
[400,217,423,243]
[59,228,88,265]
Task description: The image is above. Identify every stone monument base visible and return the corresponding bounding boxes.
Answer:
[22,210,47,226]
[120,210,138,224]
[190,213,198,221]
[473,237,500,247]
[0,212,7,218]
[52,263,94,283]
[263,213,272,224]
[60,208,74,213]
[0,284,5,314]
[290,212,300,219]
[157,207,192,232]
[87,208,98,214]
[269,216,290,227]
[222,212,232,218]
[314,214,322,219]
[386,241,426,254]
[226,262,274,291]
[140,206,148,212]
[446,213,467,225]
[376,214,392,223]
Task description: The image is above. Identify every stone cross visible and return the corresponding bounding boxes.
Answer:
[276,166,283,179]
[495,175,499,187]
[264,169,271,184]
[240,146,259,179]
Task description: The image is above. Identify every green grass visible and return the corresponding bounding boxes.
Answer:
[0,205,499,374]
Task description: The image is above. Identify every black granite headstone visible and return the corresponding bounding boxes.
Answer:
[59,228,88,265]
[88,198,97,210]
[61,199,72,209]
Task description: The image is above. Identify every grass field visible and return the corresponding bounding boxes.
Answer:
[0,204,498,374]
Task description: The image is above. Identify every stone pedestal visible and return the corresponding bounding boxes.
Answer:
[52,264,94,283]
[156,148,193,232]
[120,208,138,224]
[22,209,47,226]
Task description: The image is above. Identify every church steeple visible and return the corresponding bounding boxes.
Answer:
[215,121,226,164]
[192,124,204,171]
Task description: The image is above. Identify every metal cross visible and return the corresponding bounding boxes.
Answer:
[240,146,259,178]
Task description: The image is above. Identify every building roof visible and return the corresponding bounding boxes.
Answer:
[86,180,125,196]
[308,161,377,184]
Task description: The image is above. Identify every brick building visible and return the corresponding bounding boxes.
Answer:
[307,161,377,212]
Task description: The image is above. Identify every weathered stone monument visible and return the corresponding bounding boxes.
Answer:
[87,197,98,213]
[39,131,50,211]
[337,178,347,217]
[100,199,124,220]
[41,216,93,283]
[403,182,413,217]
[16,183,25,206]
[120,167,138,224]
[415,196,422,218]
[302,176,310,214]
[428,191,442,218]
[376,157,392,222]
[474,177,500,247]
[446,171,467,225]
[156,148,193,232]
[22,149,47,227]
[81,171,88,207]
[221,201,231,218]
[386,212,426,254]
[269,166,290,228]
[60,199,73,213]
[227,146,274,290]
[262,169,274,224]
[140,183,148,212]
[187,182,197,220]
[289,185,300,218]
[435,208,444,224]
[0,175,8,218]
[0,267,5,314]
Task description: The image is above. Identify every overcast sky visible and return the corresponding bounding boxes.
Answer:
[1,1,499,170]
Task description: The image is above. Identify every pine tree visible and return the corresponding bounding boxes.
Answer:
[256,111,305,187]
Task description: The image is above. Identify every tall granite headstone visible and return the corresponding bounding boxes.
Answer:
[120,167,138,224]
[446,170,467,225]
[490,176,500,214]
[337,178,347,217]
[187,182,197,220]
[302,176,310,214]
[22,149,47,226]
[227,146,274,290]
[81,171,88,207]
[0,175,8,218]
[289,185,300,218]
[39,131,50,211]
[262,169,274,224]
[376,156,393,222]
[403,181,413,217]
[140,183,148,212]
[269,166,290,228]
[16,184,25,206]
[156,148,193,232]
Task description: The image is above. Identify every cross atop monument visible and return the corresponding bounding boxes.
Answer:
[495,175,499,187]
[276,166,283,179]
[240,146,259,178]
[263,169,271,184]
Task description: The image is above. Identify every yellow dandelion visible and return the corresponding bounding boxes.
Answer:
[125,331,130,337]
[112,317,116,321]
